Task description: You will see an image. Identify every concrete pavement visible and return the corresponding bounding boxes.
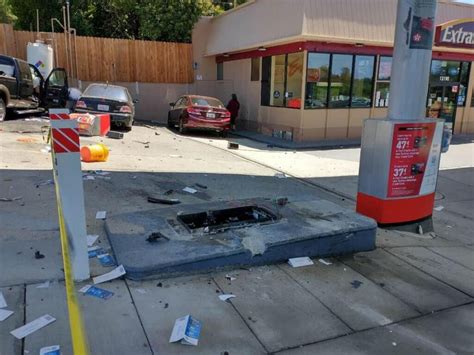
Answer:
[0,120,473,354]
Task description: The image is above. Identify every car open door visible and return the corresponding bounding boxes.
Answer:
[42,68,68,108]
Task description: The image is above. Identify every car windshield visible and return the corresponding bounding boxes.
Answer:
[191,97,224,108]
[83,85,129,102]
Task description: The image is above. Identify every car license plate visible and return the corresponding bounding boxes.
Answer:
[97,104,109,111]
[206,112,216,119]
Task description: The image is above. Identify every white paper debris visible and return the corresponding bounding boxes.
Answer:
[318,258,332,266]
[288,257,314,268]
[225,274,236,281]
[40,345,60,355]
[169,154,182,158]
[79,285,92,293]
[87,234,99,247]
[0,309,14,321]
[169,315,201,346]
[274,172,287,179]
[96,211,107,220]
[36,281,50,289]
[0,291,7,308]
[392,342,397,346]
[88,246,101,253]
[94,171,110,176]
[434,206,444,211]
[10,314,56,339]
[218,294,236,302]
[182,187,197,194]
[83,175,95,181]
[93,265,126,284]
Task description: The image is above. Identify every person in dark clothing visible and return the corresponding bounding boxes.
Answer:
[226,94,240,130]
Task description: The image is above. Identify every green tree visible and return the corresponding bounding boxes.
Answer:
[0,0,17,24]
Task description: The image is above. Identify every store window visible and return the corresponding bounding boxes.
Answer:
[329,54,353,108]
[374,56,392,107]
[261,52,304,109]
[217,62,223,80]
[305,53,330,108]
[251,57,260,81]
[352,56,375,107]
[430,60,461,83]
[458,62,470,107]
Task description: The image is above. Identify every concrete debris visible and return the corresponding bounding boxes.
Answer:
[288,257,314,267]
[227,142,239,150]
[147,196,181,205]
[0,196,22,202]
[134,140,150,145]
[417,225,424,235]
[169,315,201,346]
[318,258,332,266]
[93,265,126,284]
[107,131,124,139]
[136,288,147,294]
[79,285,114,300]
[36,180,54,188]
[274,172,287,179]
[96,211,107,220]
[218,294,236,302]
[10,314,56,339]
[392,342,397,346]
[35,250,45,259]
[39,345,61,355]
[195,183,207,189]
[276,197,288,206]
[146,232,168,243]
[183,187,197,194]
[350,280,363,289]
[83,175,95,181]
[225,274,237,281]
[40,146,51,154]
[169,154,182,158]
[434,206,444,211]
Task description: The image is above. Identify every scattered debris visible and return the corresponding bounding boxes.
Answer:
[169,154,182,158]
[157,282,163,287]
[93,265,126,284]
[164,189,174,195]
[79,285,114,300]
[276,197,288,206]
[227,142,239,150]
[88,246,104,258]
[195,183,207,189]
[182,187,197,194]
[98,253,116,267]
[0,291,7,308]
[147,196,181,205]
[134,140,150,145]
[39,345,61,355]
[169,315,201,346]
[274,172,287,179]
[131,175,137,179]
[164,303,169,309]
[40,146,51,154]
[434,206,444,212]
[318,258,332,266]
[447,225,452,229]
[87,234,99,247]
[35,251,45,259]
[350,280,363,289]
[392,342,397,347]
[107,131,124,139]
[218,294,236,302]
[288,257,314,268]
[93,170,110,176]
[96,211,107,220]
[136,289,147,295]
[83,175,95,181]
[36,180,54,188]
[146,232,168,243]
[155,132,160,136]
[0,309,14,322]
[225,274,236,281]
[36,281,51,289]
[10,314,56,339]
[417,225,423,235]
[0,196,22,202]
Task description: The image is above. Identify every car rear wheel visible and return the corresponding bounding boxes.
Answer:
[0,97,6,122]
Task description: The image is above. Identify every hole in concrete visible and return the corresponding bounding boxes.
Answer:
[177,205,278,232]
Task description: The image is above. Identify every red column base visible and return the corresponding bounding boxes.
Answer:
[356,192,435,224]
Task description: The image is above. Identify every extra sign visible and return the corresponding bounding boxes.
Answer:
[435,18,474,49]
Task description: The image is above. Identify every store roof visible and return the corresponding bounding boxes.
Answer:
[203,0,474,56]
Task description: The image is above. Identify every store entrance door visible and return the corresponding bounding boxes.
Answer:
[427,84,458,131]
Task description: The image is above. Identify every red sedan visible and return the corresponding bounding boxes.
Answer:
[168,95,231,137]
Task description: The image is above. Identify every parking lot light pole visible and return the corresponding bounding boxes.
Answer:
[356,0,444,226]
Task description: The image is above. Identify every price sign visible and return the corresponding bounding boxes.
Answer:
[387,123,436,197]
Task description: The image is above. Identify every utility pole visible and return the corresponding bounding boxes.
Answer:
[356,0,445,227]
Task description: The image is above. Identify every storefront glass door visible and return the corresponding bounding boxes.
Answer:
[427,84,458,130]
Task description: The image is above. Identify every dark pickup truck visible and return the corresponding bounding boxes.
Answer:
[0,54,68,121]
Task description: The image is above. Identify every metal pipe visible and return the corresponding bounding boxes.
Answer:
[51,18,65,67]
[71,28,78,81]
[36,9,40,37]
[66,2,73,80]
[62,6,69,74]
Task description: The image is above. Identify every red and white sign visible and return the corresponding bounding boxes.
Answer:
[387,123,436,198]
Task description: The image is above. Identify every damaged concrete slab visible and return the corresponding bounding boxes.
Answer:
[106,198,376,279]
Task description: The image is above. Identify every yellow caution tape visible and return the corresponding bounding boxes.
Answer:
[52,143,90,355]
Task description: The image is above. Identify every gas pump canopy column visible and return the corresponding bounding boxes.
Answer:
[356,0,445,224]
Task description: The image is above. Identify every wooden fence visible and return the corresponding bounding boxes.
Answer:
[0,24,194,83]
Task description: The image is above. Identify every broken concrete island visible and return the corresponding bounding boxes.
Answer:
[106,198,377,279]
